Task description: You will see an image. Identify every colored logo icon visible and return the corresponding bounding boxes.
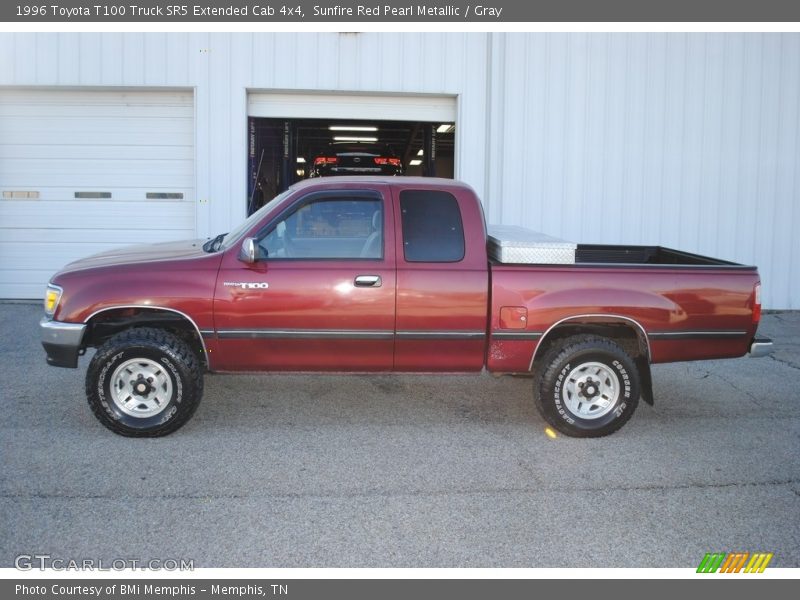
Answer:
[697,552,773,573]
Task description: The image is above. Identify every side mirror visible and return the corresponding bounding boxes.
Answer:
[238,238,261,264]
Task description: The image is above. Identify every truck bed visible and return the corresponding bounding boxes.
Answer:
[489,244,752,268]
[486,226,749,268]
[488,248,760,371]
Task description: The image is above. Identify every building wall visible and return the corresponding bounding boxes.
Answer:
[484,33,800,309]
[0,32,798,308]
[0,32,489,244]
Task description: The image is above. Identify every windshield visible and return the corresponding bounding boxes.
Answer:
[218,189,293,251]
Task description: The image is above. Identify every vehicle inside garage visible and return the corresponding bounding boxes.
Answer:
[247,118,455,215]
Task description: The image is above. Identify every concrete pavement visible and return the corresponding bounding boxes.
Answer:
[1,303,798,567]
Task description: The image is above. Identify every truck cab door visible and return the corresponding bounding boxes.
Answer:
[392,185,489,371]
[212,186,396,371]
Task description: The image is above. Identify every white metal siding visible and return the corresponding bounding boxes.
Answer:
[484,33,800,309]
[0,33,798,308]
[0,32,489,257]
[0,89,195,298]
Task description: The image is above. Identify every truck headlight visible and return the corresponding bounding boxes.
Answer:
[44,284,63,317]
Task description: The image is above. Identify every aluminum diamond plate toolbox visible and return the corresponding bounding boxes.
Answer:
[487,225,576,264]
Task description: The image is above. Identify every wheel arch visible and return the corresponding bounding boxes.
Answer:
[82,305,209,369]
[531,314,654,405]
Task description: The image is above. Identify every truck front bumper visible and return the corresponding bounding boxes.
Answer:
[40,318,86,368]
[749,337,774,358]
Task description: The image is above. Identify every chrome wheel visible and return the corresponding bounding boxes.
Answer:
[562,361,620,420]
[110,357,173,418]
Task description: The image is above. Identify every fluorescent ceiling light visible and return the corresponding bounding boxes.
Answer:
[329,125,378,132]
[333,136,378,142]
[437,124,455,133]
[409,159,422,166]
[417,149,424,156]
[296,157,306,163]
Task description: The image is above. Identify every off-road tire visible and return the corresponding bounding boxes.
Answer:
[85,327,203,437]
[534,335,640,438]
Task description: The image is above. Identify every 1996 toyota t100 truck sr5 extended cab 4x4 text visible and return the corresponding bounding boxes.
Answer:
[40,177,773,438]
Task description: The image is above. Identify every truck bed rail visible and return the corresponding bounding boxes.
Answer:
[574,245,747,267]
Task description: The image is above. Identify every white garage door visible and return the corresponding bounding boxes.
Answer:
[0,89,195,299]
[247,91,457,122]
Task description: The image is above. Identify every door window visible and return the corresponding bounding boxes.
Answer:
[260,197,383,259]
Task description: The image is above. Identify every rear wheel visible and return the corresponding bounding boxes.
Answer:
[534,335,640,437]
[86,328,203,437]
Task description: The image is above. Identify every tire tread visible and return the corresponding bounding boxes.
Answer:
[85,327,203,437]
[534,335,640,438]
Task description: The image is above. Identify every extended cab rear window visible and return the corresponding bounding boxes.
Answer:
[399,190,465,262]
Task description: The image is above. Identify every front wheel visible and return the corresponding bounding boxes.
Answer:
[86,328,203,437]
[534,335,640,438]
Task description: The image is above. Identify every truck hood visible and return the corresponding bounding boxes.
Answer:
[60,239,210,272]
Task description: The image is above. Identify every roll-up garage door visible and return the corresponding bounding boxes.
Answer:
[0,89,195,299]
[247,91,457,122]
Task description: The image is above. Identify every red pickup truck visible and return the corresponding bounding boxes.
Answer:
[40,177,772,438]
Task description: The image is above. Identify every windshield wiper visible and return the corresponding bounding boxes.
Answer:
[203,233,226,253]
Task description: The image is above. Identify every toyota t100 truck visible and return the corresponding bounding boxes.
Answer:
[40,177,773,438]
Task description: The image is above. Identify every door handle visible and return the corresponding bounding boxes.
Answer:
[354,275,382,287]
